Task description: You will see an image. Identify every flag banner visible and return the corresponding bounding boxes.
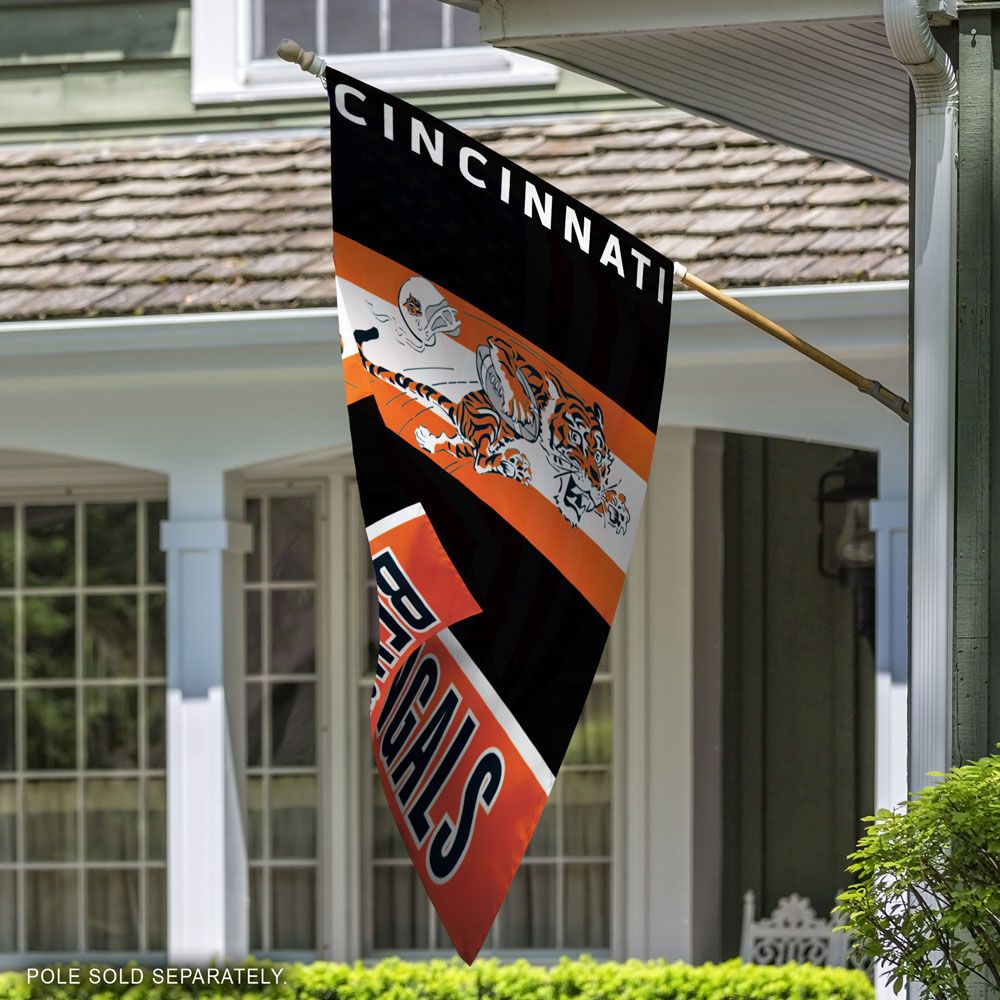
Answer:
[328,66,672,961]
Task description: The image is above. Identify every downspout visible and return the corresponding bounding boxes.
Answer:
[882,0,958,802]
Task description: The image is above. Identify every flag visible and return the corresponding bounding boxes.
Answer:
[328,66,672,961]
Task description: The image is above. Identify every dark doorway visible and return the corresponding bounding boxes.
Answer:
[720,434,876,956]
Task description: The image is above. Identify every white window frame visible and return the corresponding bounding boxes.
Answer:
[190,0,557,105]
[0,480,169,967]
[243,479,329,962]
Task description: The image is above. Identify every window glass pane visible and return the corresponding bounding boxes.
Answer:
[497,864,556,948]
[26,869,78,950]
[371,772,406,859]
[0,782,15,861]
[247,681,263,767]
[327,0,380,54]
[563,681,611,765]
[372,867,428,950]
[85,777,139,861]
[259,0,317,60]
[25,505,75,587]
[564,862,610,948]
[247,776,263,860]
[0,597,13,680]
[147,867,166,951]
[270,496,315,581]
[26,687,76,770]
[146,501,167,585]
[147,778,166,861]
[0,871,15,951]
[246,591,261,677]
[25,779,77,861]
[86,869,139,950]
[245,498,261,583]
[364,571,378,678]
[389,0,443,50]
[85,595,138,678]
[271,774,316,859]
[270,589,315,674]
[271,865,316,949]
[271,682,315,766]
[24,595,75,680]
[147,685,166,769]
[0,690,12,771]
[524,794,557,857]
[563,770,611,857]
[86,686,138,770]
[451,5,480,46]
[86,503,137,586]
[249,867,265,951]
[146,593,166,678]
[0,506,13,589]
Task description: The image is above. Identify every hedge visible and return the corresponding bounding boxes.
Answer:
[0,957,874,1000]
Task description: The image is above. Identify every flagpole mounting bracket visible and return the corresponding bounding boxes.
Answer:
[276,39,327,85]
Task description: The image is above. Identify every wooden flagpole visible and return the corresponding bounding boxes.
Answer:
[675,263,911,422]
[278,39,911,424]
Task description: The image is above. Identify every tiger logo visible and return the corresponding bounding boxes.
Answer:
[353,327,630,534]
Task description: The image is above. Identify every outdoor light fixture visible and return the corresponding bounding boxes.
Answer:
[816,450,877,651]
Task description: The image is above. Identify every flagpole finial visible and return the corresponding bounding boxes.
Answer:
[276,38,327,79]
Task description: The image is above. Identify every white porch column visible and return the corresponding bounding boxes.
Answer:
[870,450,908,1000]
[619,428,724,961]
[871,450,909,814]
[162,468,252,964]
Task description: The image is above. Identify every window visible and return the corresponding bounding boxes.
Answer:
[0,496,167,956]
[253,0,481,60]
[354,504,614,956]
[244,489,322,955]
[190,0,557,104]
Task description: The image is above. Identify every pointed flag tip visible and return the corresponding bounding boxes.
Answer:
[448,920,493,966]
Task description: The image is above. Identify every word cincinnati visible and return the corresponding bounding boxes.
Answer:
[26,967,285,987]
[333,82,669,304]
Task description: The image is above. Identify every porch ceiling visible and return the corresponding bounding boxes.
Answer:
[462,0,912,182]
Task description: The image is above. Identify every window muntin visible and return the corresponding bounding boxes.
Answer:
[354,502,614,955]
[0,497,167,956]
[245,490,322,955]
[252,0,481,61]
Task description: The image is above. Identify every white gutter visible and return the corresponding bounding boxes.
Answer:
[0,282,905,359]
[882,1,957,796]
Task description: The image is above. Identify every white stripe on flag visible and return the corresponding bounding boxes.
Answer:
[366,502,426,541]
[438,628,556,794]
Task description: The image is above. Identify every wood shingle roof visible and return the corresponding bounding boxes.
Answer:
[0,111,908,322]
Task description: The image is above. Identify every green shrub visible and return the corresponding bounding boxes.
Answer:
[0,956,873,1000]
[838,751,1000,999]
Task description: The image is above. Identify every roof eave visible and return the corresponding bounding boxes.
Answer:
[445,0,884,39]
[449,0,911,181]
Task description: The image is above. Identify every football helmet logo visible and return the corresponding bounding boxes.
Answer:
[397,276,460,351]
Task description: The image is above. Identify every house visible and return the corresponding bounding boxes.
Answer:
[0,0,909,971]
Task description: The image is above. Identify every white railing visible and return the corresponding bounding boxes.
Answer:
[740,890,870,972]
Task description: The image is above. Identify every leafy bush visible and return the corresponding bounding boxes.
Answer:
[838,751,1000,999]
[0,956,873,1000]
